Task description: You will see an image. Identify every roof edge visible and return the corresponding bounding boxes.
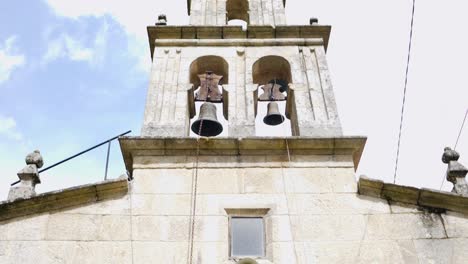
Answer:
[0,176,129,222]
[358,176,468,215]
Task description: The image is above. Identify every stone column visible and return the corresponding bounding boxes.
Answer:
[142,49,192,137]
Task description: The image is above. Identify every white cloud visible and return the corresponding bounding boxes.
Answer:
[0,115,23,141]
[0,36,26,85]
[42,21,109,67]
[44,0,188,73]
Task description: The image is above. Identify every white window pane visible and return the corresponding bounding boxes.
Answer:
[231,217,264,257]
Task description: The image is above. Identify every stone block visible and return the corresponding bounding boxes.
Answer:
[389,201,422,214]
[331,168,358,193]
[243,168,284,194]
[413,239,456,264]
[283,168,333,193]
[441,211,468,238]
[295,241,359,264]
[131,194,191,216]
[132,169,192,194]
[133,241,188,263]
[132,215,189,241]
[365,213,446,240]
[72,242,132,264]
[266,242,297,263]
[0,214,48,240]
[46,214,101,241]
[382,183,420,205]
[358,176,383,198]
[45,213,130,241]
[194,216,228,242]
[265,215,293,243]
[357,240,418,264]
[192,242,229,263]
[287,194,390,215]
[197,169,242,194]
[64,196,130,215]
[291,215,367,241]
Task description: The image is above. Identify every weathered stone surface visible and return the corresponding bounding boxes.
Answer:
[133,241,187,263]
[365,213,446,240]
[132,169,192,194]
[132,215,189,241]
[291,215,367,241]
[287,194,390,215]
[442,211,468,238]
[131,194,191,215]
[0,214,48,241]
[357,240,418,264]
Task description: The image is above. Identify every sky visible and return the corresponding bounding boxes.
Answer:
[0,0,467,199]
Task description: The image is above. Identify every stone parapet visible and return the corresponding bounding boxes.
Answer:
[0,176,128,221]
[358,176,468,214]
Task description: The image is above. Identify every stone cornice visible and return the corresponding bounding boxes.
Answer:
[358,176,468,215]
[147,25,331,59]
[119,136,366,175]
[0,176,128,222]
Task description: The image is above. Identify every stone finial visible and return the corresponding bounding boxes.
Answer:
[156,14,167,26]
[7,150,43,201]
[442,147,468,196]
[310,18,319,25]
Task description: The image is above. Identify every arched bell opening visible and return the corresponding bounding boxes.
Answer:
[188,56,229,137]
[252,56,294,136]
[227,0,249,25]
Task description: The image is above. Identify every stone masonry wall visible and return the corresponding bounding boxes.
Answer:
[2,154,468,263]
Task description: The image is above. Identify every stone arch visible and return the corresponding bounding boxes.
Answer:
[189,55,229,89]
[226,0,249,24]
[252,55,292,86]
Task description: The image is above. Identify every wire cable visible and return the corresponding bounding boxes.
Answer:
[393,0,416,184]
[440,109,468,190]
[454,109,468,150]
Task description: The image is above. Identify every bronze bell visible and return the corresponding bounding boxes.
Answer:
[191,102,223,137]
[263,102,285,126]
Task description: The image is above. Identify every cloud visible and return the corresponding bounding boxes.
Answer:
[44,0,188,74]
[0,36,26,85]
[42,21,109,67]
[0,115,23,141]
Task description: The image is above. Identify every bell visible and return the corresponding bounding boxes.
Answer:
[191,102,223,137]
[263,102,285,126]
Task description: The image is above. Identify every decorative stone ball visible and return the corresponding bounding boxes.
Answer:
[25,150,44,168]
[442,147,460,164]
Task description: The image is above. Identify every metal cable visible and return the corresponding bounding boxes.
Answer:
[393,0,416,184]
[439,109,468,190]
[454,109,468,150]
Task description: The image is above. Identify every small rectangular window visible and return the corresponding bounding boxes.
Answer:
[230,217,265,257]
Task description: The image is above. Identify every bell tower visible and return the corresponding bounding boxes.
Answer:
[142,0,342,138]
[122,1,365,263]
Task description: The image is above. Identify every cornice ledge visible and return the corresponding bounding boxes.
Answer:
[358,176,468,215]
[0,176,128,222]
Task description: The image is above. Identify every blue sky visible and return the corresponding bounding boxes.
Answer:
[1,0,467,198]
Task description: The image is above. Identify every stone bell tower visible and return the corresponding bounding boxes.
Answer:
[122,0,364,263]
[141,0,342,138]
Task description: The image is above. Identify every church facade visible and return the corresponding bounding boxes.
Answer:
[2,1,468,263]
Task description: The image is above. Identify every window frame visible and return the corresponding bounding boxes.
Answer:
[225,208,270,259]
